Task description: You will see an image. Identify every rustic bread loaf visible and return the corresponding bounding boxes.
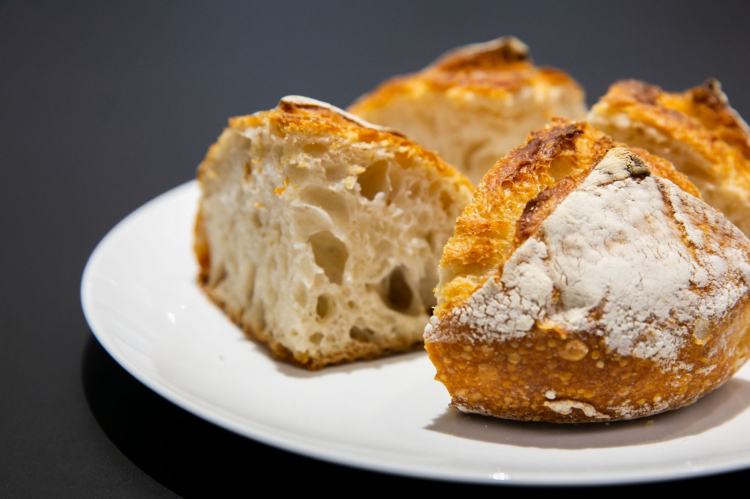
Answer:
[589,79,750,236]
[348,37,587,185]
[195,96,473,369]
[426,119,750,422]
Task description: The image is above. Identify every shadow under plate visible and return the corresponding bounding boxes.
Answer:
[82,333,750,494]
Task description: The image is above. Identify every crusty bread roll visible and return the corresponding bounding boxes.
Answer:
[348,37,587,186]
[195,96,473,369]
[589,79,750,236]
[426,119,750,422]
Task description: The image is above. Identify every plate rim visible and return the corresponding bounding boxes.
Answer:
[81,180,750,486]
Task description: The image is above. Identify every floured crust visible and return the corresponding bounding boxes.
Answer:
[432,301,750,422]
[435,119,699,316]
[426,145,750,422]
[348,37,582,112]
[589,79,750,235]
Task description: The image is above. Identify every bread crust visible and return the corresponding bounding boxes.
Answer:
[348,37,584,115]
[427,125,750,423]
[436,119,699,316]
[428,297,750,422]
[598,79,750,160]
[198,96,471,190]
[590,79,750,235]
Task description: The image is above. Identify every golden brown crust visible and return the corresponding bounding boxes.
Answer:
[277,95,407,137]
[428,294,750,422]
[432,36,532,70]
[428,136,750,422]
[348,37,583,115]
[590,79,750,237]
[597,79,750,180]
[515,177,578,243]
[213,96,472,192]
[193,206,210,283]
[436,119,699,316]
[687,79,750,157]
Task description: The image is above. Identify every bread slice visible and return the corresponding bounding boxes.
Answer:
[424,120,750,422]
[348,37,587,185]
[194,96,473,369]
[589,79,750,236]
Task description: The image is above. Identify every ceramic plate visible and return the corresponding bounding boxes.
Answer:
[81,181,750,485]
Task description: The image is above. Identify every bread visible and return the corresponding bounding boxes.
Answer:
[589,79,750,236]
[425,119,750,422]
[348,37,587,186]
[194,96,473,369]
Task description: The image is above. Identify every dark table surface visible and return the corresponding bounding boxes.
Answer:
[4,1,750,496]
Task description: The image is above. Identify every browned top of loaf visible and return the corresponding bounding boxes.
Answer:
[435,118,699,315]
[197,96,472,190]
[348,37,583,113]
[598,79,750,169]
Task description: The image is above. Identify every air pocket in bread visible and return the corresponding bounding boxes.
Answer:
[195,96,473,369]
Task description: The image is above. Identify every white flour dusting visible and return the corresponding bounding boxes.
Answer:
[543,400,610,419]
[426,148,750,367]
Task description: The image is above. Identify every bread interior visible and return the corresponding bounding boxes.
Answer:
[355,90,585,186]
[196,113,471,366]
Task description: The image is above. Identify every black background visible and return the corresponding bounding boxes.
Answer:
[4,1,750,496]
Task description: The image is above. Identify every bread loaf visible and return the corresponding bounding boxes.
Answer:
[195,96,473,369]
[426,119,750,422]
[589,79,750,236]
[349,37,587,185]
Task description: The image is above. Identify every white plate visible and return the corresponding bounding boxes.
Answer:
[81,181,750,486]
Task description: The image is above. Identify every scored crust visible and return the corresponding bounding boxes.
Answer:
[349,36,582,106]
[435,118,699,317]
[195,96,472,369]
[426,122,750,422]
[589,79,750,236]
[348,37,587,185]
[349,37,582,107]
